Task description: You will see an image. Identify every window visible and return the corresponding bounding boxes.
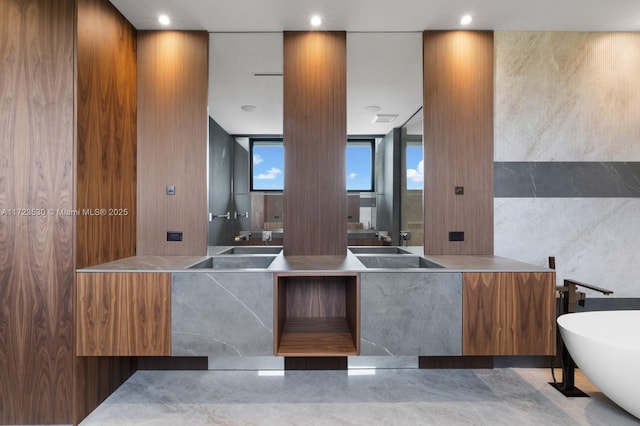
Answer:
[250,139,284,191]
[346,139,374,192]
[406,142,423,190]
[249,138,375,192]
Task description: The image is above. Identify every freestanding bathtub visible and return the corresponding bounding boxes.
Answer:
[557,311,640,419]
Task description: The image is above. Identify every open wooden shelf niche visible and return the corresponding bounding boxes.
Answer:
[274,272,360,356]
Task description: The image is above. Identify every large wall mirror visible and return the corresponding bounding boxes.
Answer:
[207,32,422,246]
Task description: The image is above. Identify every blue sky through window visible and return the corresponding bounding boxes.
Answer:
[252,141,284,190]
[346,141,373,191]
[406,144,423,190]
[251,139,374,191]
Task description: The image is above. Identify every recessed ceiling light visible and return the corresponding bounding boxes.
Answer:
[310,15,322,27]
[158,14,170,26]
[460,14,472,26]
[241,105,258,112]
[364,105,381,113]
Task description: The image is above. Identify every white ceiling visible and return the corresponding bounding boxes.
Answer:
[209,32,423,135]
[110,0,640,135]
[109,0,640,32]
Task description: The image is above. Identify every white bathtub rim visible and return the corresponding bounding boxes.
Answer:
[557,310,640,353]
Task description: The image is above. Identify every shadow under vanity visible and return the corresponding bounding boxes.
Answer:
[76,247,556,369]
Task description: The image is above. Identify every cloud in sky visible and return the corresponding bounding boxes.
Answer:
[253,154,263,165]
[406,160,424,183]
[255,167,282,180]
[349,172,358,180]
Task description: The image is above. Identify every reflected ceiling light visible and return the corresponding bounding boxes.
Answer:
[241,105,258,112]
[311,15,322,27]
[158,14,171,26]
[460,14,473,26]
[373,114,398,123]
[364,105,381,113]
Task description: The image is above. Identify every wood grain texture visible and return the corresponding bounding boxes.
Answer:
[0,0,75,423]
[277,318,358,356]
[462,272,556,356]
[284,278,347,318]
[74,1,139,423]
[137,31,208,256]
[76,0,137,268]
[76,273,171,356]
[423,31,494,255]
[274,273,360,356]
[283,32,347,256]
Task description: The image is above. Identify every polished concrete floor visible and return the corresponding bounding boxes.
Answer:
[80,368,639,425]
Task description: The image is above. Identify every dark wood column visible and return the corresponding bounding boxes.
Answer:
[423,31,494,255]
[1,0,75,423]
[283,31,347,256]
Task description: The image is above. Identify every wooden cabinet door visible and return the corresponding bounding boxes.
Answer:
[463,272,556,356]
[76,272,171,356]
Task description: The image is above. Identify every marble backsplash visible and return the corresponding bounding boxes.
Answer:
[495,198,640,298]
[494,32,640,299]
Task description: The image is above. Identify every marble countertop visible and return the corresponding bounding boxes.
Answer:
[77,255,209,272]
[421,255,552,272]
[77,247,552,273]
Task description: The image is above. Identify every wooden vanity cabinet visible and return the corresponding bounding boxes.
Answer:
[76,272,171,356]
[462,272,556,356]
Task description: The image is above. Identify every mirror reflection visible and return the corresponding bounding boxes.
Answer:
[207,32,422,246]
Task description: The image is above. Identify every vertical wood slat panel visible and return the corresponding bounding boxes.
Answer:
[283,32,347,256]
[76,0,137,268]
[462,272,556,356]
[423,31,494,255]
[0,0,75,423]
[76,273,171,356]
[137,31,208,256]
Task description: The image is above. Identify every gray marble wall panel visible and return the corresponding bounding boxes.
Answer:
[495,162,640,197]
[495,32,640,162]
[172,272,273,357]
[494,198,640,298]
[494,32,640,300]
[360,272,462,356]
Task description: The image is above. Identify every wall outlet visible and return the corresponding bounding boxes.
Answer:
[448,231,464,242]
[262,231,272,242]
[167,231,183,241]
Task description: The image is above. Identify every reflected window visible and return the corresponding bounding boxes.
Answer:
[250,139,284,191]
[250,138,375,192]
[346,139,374,192]
[406,143,423,190]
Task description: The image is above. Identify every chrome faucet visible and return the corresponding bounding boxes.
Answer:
[234,231,251,242]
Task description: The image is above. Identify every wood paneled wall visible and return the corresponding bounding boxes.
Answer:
[76,0,137,268]
[75,1,139,423]
[137,31,208,256]
[0,0,75,423]
[423,31,494,255]
[283,32,347,256]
